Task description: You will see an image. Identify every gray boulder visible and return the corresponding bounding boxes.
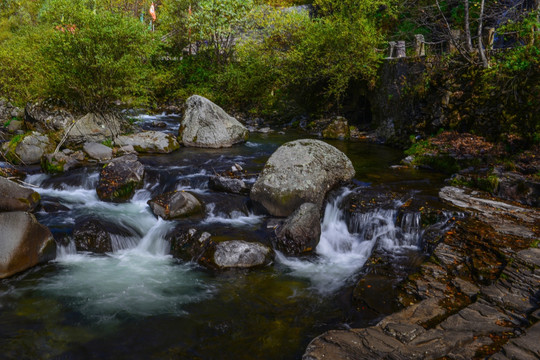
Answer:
[83,142,113,161]
[0,212,56,279]
[116,131,179,153]
[208,176,250,195]
[4,131,55,165]
[65,112,125,145]
[148,191,203,220]
[250,139,355,217]
[25,102,73,132]
[202,240,272,269]
[0,177,41,212]
[321,116,350,139]
[179,95,248,148]
[96,154,144,202]
[275,202,321,255]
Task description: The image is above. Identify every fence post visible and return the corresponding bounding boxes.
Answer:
[414,34,425,56]
[387,41,396,58]
[396,41,406,58]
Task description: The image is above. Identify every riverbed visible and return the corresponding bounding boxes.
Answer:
[0,115,451,359]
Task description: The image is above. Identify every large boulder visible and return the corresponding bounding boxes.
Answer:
[65,112,125,145]
[116,131,179,153]
[250,139,355,217]
[96,154,144,202]
[72,219,132,253]
[274,202,321,255]
[2,131,55,165]
[147,191,203,220]
[201,240,273,270]
[25,102,73,132]
[83,142,113,161]
[0,177,41,212]
[179,95,249,148]
[208,175,250,195]
[0,212,56,279]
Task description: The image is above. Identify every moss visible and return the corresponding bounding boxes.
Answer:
[41,157,66,174]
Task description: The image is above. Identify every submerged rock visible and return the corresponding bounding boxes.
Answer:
[148,191,203,220]
[250,139,355,217]
[0,177,41,212]
[83,142,113,161]
[201,240,272,269]
[179,95,249,148]
[96,154,144,202]
[0,211,56,279]
[274,202,321,255]
[116,131,179,153]
[208,176,250,195]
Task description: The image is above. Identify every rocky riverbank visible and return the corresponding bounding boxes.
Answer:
[304,186,540,359]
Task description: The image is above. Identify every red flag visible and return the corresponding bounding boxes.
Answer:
[149,2,156,21]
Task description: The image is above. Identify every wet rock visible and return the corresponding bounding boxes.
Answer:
[492,321,540,360]
[72,219,114,253]
[250,139,355,217]
[495,170,540,207]
[42,151,84,173]
[96,154,144,202]
[65,112,125,145]
[83,142,113,161]
[201,240,272,270]
[0,177,41,212]
[116,131,179,153]
[148,191,203,220]
[208,176,250,195]
[0,211,56,279]
[274,202,321,255]
[166,227,214,261]
[179,95,249,148]
[321,116,350,139]
[24,102,73,132]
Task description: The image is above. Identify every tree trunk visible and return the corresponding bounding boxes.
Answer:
[464,0,473,53]
[477,0,489,68]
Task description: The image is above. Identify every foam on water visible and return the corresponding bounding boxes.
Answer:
[203,203,263,226]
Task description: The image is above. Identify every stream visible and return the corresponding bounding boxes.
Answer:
[0,115,452,359]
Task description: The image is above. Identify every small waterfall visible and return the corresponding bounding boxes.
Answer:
[278,188,425,293]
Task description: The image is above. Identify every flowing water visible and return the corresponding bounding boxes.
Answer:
[0,116,453,359]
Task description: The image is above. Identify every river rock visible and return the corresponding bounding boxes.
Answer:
[83,142,113,161]
[42,151,83,173]
[65,112,125,145]
[179,95,249,148]
[148,191,203,220]
[0,177,41,212]
[24,102,74,132]
[274,202,321,255]
[208,176,250,195]
[321,116,350,139]
[3,131,55,165]
[116,131,179,153]
[202,240,272,269]
[72,219,118,253]
[250,139,355,217]
[96,154,144,202]
[495,170,540,207]
[166,227,214,261]
[0,211,56,279]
